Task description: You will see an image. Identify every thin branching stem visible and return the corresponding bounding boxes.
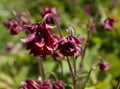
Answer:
[60,61,64,77]
[73,57,77,78]
[42,13,62,38]
[45,71,58,81]
[66,56,78,89]
[82,68,94,89]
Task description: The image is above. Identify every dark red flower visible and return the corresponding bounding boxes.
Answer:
[52,81,65,89]
[54,36,84,57]
[21,79,49,89]
[98,60,109,71]
[21,22,58,57]
[101,18,116,30]
[21,79,65,89]
[40,7,59,23]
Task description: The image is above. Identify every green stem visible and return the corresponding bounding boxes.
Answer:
[60,61,64,77]
[79,29,90,73]
[82,68,94,89]
[116,79,120,89]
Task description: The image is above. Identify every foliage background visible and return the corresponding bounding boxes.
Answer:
[0,0,120,89]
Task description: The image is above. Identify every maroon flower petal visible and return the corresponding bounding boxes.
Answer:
[21,33,36,43]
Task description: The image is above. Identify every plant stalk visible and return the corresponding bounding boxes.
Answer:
[42,13,62,38]
[38,57,45,81]
[116,79,120,89]
[66,56,77,89]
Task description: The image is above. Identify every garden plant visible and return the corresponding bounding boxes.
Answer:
[0,0,120,89]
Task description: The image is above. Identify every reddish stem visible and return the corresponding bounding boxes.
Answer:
[38,57,44,81]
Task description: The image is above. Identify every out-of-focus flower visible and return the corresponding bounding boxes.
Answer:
[110,0,118,9]
[52,80,65,89]
[4,19,20,35]
[5,45,13,52]
[98,60,109,71]
[17,16,27,26]
[101,18,116,30]
[3,16,28,35]
[21,79,49,89]
[85,4,92,15]
[43,80,52,88]
[21,22,58,57]
[40,7,59,23]
[54,36,85,57]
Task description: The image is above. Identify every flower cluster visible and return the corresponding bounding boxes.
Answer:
[21,79,65,89]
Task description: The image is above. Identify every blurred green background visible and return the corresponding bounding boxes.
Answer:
[0,0,120,89]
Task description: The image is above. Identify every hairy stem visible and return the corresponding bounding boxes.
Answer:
[38,57,44,81]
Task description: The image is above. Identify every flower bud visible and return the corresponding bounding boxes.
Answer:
[98,60,109,71]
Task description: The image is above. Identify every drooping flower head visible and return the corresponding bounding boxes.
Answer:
[54,35,85,57]
[101,18,116,30]
[98,60,109,71]
[21,22,58,57]
[40,7,59,23]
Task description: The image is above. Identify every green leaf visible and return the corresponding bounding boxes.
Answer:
[15,66,29,86]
